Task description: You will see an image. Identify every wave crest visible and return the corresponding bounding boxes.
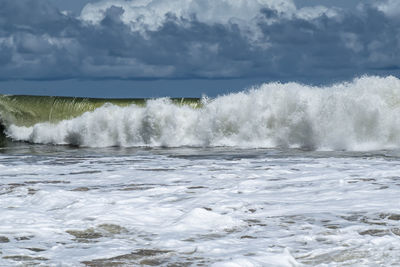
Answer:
[6,76,400,151]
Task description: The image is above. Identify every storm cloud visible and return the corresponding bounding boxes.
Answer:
[0,0,399,82]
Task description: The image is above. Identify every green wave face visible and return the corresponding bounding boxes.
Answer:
[0,95,201,128]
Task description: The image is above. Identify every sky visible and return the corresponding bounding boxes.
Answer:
[0,0,397,97]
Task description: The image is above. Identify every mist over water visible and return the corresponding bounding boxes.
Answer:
[5,76,400,151]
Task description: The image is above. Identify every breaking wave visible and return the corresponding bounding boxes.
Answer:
[3,76,400,151]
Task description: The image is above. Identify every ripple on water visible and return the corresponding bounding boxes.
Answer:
[2,255,49,264]
[81,249,172,266]
[66,224,129,243]
[300,249,369,265]
[81,249,210,267]
[0,236,9,243]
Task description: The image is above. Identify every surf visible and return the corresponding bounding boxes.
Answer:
[2,76,400,151]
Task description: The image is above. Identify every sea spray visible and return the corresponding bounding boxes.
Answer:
[4,76,400,150]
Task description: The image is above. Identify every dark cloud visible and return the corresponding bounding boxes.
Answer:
[0,0,399,83]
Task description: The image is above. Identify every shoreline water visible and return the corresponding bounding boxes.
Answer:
[1,145,400,266]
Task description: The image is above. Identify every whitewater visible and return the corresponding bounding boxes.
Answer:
[1,76,400,266]
[5,76,400,151]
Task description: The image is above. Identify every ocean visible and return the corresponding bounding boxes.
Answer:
[1,76,400,266]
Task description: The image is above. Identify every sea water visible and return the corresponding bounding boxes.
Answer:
[1,145,400,266]
[5,76,400,151]
[1,76,400,266]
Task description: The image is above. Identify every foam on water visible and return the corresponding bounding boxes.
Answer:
[1,147,400,266]
[2,76,400,265]
[6,76,400,151]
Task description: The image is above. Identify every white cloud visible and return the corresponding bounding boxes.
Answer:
[375,0,400,17]
[80,0,297,31]
[3,0,395,82]
[0,37,13,47]
[79,0,341,37]
[342,32,363,53]
[296,5,338,21]
[79,0,339,48]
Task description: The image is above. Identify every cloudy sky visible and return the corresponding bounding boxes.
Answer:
[0,0,398,97]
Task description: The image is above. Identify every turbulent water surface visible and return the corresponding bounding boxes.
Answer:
[1,145,400,266]
[1,76,400,266]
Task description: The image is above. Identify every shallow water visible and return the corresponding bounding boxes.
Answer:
[0,144,400,266]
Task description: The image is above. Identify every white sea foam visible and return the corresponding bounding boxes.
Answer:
[1,147,400,266]
[7,76,400,151]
